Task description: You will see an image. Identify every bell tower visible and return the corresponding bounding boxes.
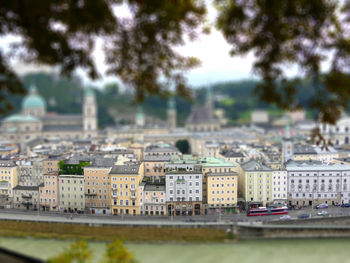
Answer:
[167,97,176,131]
[83,88,97,137]
[282,124,293,164]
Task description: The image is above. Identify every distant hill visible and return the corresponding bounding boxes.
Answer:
[5,72,346,128]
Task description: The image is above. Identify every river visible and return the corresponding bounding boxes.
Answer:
[1,237,350,263]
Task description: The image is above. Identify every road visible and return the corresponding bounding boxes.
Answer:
[0,206,350,226]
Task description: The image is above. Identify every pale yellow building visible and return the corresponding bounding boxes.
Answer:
[84,160,114,214]
[201,157,238,213]
[110,162,144,215]
[240,160,273,206]
[0,160,18,206]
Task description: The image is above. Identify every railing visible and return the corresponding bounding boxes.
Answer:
[85,193,97,196]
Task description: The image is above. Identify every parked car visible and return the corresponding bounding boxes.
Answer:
[316,203,328,209]
[298,214,310,219]
[317,210,328,216]
[279,215,291,220]
[341,203,350,208]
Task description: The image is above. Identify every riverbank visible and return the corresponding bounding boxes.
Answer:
[0,220,232,242]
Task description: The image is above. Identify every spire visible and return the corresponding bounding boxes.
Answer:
[29,84,38,95]
[85,87,95,97]
[167,97,176,111]
[206,86,213,113]
[285,124,291,139]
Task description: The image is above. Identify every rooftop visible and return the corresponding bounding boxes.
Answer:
[241,160,272,171]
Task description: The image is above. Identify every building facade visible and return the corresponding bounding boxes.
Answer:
[110,163,144,216]
[165,158,203,216]
[286,160,350,206]
[39,172,59,211]
[84,164,112,214]
[0,160,18,206]
[240,160,273,206]
[140,184,166,215]
[58,174,85,212]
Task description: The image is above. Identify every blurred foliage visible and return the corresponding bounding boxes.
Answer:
[215,0,350,145]
[175,139,190,154]
[101,240,137,263]
[58,160,90,175]
[49,239,137,263]
[0,0,207,114]
[49,240,92,263]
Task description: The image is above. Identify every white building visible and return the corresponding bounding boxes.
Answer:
[165,159,203,216]
[272,170,288,203]
[320,114,350,146]
[286,160,350,206]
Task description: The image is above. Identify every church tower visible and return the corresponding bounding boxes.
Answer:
[167,97,176,131]
[206,86,214,115]
[83,88,97,137]
[282,124,293,164]
[135,105,145,127]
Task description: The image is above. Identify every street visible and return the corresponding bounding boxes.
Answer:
[0,206,350,226]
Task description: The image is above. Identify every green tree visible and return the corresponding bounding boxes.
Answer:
[49,240,92,263]
[175,139,190,154]
[101,240,137,263]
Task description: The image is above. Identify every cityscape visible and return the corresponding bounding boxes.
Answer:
[1,1,350,263]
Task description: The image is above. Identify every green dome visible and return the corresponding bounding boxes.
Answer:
[22,85,46,110]
[4,114,39,123]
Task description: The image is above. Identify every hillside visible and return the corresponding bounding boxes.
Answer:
[4,72,343,128]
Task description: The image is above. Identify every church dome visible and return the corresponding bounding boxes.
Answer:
[22,85,46,110]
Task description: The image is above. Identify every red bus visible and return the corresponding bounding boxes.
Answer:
[247,206,288,216]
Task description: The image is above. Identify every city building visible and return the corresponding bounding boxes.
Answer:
[0,160,18,207]
[185,88,221,132]
[272,170,288,204]
[286,160,350,206]
[1,86,98,145]
[58,174,85,212]
[110,162,144,215]
[42,156,61,174]
[165,157,203,216]
[143,155,171,182]
[13,185,39,210]
[320,114,350,146]
[84,158,114,214]
[240,160,273,206]
[39,171,59,211]
[140,183,166,215]
[18,159,43,187]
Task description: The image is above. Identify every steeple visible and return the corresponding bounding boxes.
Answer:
[83,87,97,137]
[206,86,213,114]
[167,97,176,130]
[135,105,145,127]
[282,124,293,164]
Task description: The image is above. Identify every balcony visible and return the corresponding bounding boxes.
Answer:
[21,201,32,206]
[130,194,136,200]
[85,193,97,196]
[21,194,32,199]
